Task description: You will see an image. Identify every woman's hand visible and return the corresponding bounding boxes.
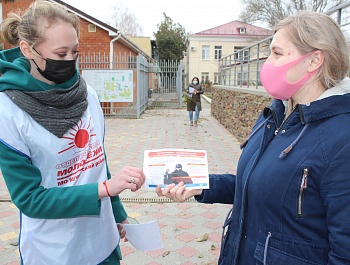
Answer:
[117,218,129,242]
[99,166,146,199]
[156,182,203,202]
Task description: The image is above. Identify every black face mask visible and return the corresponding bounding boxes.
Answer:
[32,48,77,84]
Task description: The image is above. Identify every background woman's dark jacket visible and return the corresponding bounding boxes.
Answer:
[187,83,203,111]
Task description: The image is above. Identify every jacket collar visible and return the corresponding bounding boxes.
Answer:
[265,77,350,125]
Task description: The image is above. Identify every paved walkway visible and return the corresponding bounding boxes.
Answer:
[0,98,243,265]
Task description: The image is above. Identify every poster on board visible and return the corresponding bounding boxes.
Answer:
[82,69,133,102]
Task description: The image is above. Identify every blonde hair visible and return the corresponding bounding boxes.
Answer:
[274,11,349,89]
[1,0,80,47]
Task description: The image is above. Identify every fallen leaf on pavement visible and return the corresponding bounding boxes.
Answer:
[196,233,209,242]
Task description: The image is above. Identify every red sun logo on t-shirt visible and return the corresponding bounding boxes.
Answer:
[59,117,96,154]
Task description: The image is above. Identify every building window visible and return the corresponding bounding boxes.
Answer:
[237,72,249,86]
[239,27,246,34]
[201,72,209,84]
[214,46,222,60]
[234,46,250,62]
[88,24,96,32]
[202,45,210,60]
[214,72,218,84]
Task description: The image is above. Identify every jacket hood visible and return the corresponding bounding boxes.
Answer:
[300,77,350,123]
[0,47,78,91]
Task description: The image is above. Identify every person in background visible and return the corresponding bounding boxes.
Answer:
[163,168,171,184]
[187,76,203,126]
[157,11,350,265]
[0,1,145,264]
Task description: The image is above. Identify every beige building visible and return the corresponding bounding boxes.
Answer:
[127,35,152,58]
[184,20,272,86]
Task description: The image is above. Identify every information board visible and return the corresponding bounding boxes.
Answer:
[82,69,133,102]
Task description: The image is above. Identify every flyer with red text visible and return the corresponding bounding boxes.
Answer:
[143,149,209,190]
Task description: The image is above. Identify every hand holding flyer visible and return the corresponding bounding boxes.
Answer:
[143,149,209,189]
[188,86,195,98]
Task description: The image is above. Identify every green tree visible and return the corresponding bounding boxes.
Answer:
[239,0,344,28]
[154,13,188,61]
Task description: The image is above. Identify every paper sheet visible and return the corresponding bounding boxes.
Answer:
[118,221,163,251]
[143,148,209,189]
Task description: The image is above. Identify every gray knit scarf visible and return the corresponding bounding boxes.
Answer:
[4,77,88,138]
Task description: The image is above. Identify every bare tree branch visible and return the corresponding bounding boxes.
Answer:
[108,3,143,36]
[239,0,344,28]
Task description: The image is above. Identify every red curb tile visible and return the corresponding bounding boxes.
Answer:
[176,245,198,258]
[145,248,166,258]
[203,221,223,230]
[0,210,16,218]
[175,221,194,230]
[176,212,194,219]
[176,232,197,243]
[120,245,134,256]
[150,212,166,219]
[209,232,223,242]
[202,211,219,219]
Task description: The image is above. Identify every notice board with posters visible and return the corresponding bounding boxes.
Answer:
[82,69,133,102]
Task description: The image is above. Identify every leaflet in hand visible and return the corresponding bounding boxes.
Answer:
[143,148,209,189]
[188,87,194,97]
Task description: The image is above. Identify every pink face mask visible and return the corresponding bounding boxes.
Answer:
[260,53,317,100]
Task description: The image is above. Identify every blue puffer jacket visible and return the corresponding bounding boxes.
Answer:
[197,77,350,265]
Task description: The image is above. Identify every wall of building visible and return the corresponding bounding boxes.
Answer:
[1,0,32,50]
[128,35,151,57]
[187,37,252,86]
[78,20,112,55]
[211,85,273,143]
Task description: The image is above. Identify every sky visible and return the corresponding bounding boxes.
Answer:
[63,0,243,37]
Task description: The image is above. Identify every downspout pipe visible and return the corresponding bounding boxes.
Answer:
[110,32,122,69]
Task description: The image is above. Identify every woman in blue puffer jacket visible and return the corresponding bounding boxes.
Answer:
[157,11,350,265]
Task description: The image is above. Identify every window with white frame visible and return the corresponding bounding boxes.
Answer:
[201,72,209,84]
[214,72,218,84]
[202,45,210,60]
[234,46,250,61]
[237,72,249,86]
[239,27,246,34]
[214,46,222,60]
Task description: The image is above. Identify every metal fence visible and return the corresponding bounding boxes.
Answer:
[78,53,157,118]
[218,1,350,89]
[148,60,183,109]
[78,53,183,117]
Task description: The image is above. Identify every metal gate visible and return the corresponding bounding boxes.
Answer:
[78,52,150,118]
[148,60,183,109]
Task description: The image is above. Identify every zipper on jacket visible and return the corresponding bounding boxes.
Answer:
[297,168,309,217]
[274,106,298,135]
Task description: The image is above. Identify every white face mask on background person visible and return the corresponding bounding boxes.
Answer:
[193,80,198,85]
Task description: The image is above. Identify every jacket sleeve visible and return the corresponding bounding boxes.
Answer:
[105,162,128,223]
[197,85,204,94]
[321,141,350,264]
[195,173,236,204]
[0,141,101,219]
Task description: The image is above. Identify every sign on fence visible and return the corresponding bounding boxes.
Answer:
[82,69,133,102]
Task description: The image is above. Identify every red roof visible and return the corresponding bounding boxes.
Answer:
[192,20,272,37]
